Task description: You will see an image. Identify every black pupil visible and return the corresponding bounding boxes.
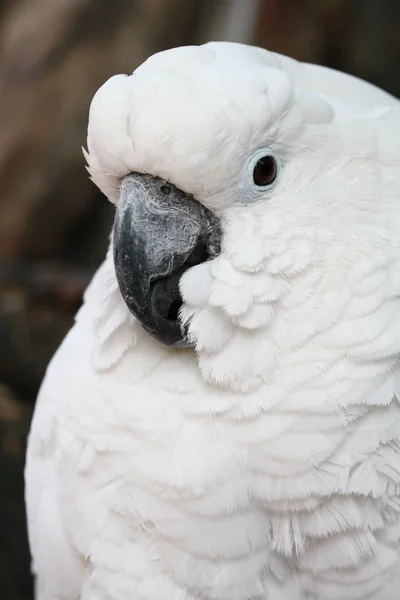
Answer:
[253,156,277,186]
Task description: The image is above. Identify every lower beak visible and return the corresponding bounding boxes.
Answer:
[113,173,221,346]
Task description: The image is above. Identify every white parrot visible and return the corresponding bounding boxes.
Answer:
[25,42,400,600]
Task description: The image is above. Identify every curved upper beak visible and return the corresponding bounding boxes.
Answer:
[113,173,221,346]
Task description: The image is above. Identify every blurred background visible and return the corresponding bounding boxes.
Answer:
[0,0,399,598]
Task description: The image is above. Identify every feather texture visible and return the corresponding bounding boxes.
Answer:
[26,42,400,600]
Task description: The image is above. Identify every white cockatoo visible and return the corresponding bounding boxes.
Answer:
[25,42,400,600]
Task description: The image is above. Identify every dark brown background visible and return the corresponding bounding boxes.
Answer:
[0,1,399,598]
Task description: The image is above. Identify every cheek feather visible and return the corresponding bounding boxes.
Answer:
[178,194,400,399]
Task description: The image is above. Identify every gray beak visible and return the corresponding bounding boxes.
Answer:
[113,173,221,346]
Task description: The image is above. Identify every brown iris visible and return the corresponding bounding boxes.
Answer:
[253,156,277,186]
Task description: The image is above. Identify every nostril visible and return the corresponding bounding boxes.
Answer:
[160,184,171,196]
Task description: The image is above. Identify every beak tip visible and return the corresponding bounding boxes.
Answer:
[146,320,190,347]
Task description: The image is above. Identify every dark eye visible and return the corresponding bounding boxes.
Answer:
[253,156,277,186]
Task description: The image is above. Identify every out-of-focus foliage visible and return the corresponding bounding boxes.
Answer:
[0,1,398,598]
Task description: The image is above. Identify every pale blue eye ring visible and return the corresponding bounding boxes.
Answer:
[238,148,281,202]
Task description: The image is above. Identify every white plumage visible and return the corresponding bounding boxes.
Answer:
[25,42,400,600]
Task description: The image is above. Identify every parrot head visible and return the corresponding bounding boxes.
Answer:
[85,42,396,391]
